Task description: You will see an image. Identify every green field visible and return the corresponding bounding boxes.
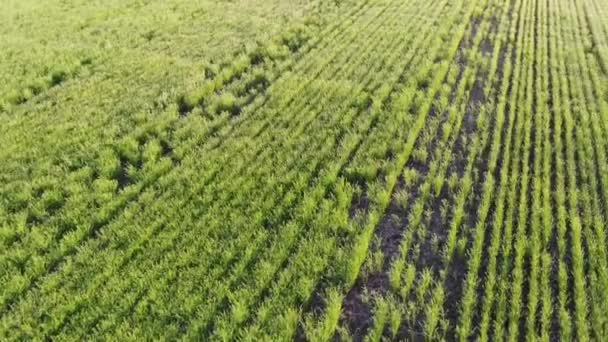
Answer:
[2,0,608,340]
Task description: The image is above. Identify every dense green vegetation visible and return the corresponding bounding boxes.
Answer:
[1,0,608,340]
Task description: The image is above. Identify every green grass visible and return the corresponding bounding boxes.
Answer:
[2,0,608,340]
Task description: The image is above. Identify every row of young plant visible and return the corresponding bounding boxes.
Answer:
[547,0,593,339]
[457,0,524,339]
[352,0,508,336]
[546,0,574,338]
[177,0,377,117]
[432,0,608,339]
[484,0,534,339]
[355,38,464,333]
[5,0,608,340]
[495,0,539,339]
[0,0,281,233]
[402,0,515,339]
[443,0,523,340]
[0,0,446,340]
[555,0,608,338]
[382,2,500,334]
[508,0,551,339]
[563,0,608,338]
[490,0,608,338]
[298,0,497,339]
[352,0,524,337]
[477,0,569,339]
[577,3,608,332]
[571,0,608,227]
[0,0,375,331]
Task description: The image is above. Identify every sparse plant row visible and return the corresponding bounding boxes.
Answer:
[338,0,483,285]
[366,36,505,342]
[463,0,525,340]
[546,0,573,338]
[414,0,522,339]
[370,83,465,340]
[384,0,524,338]
[448,0,525,339]
[364,25,492,337]
[303,0,495,339]
[553,0,590,339]
[430,0,521,289]
[535,0,554,338]
[330,58,455,340]
[491,18,529,338]
[499,0,537,340]
[483,2,533,342]
[330,42,458,339]
[343,0,492,190]
[408,10,505,336]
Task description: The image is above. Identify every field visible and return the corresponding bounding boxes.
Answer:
[1,0,608,340]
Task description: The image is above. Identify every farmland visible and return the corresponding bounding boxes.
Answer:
[2,0,608,340]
